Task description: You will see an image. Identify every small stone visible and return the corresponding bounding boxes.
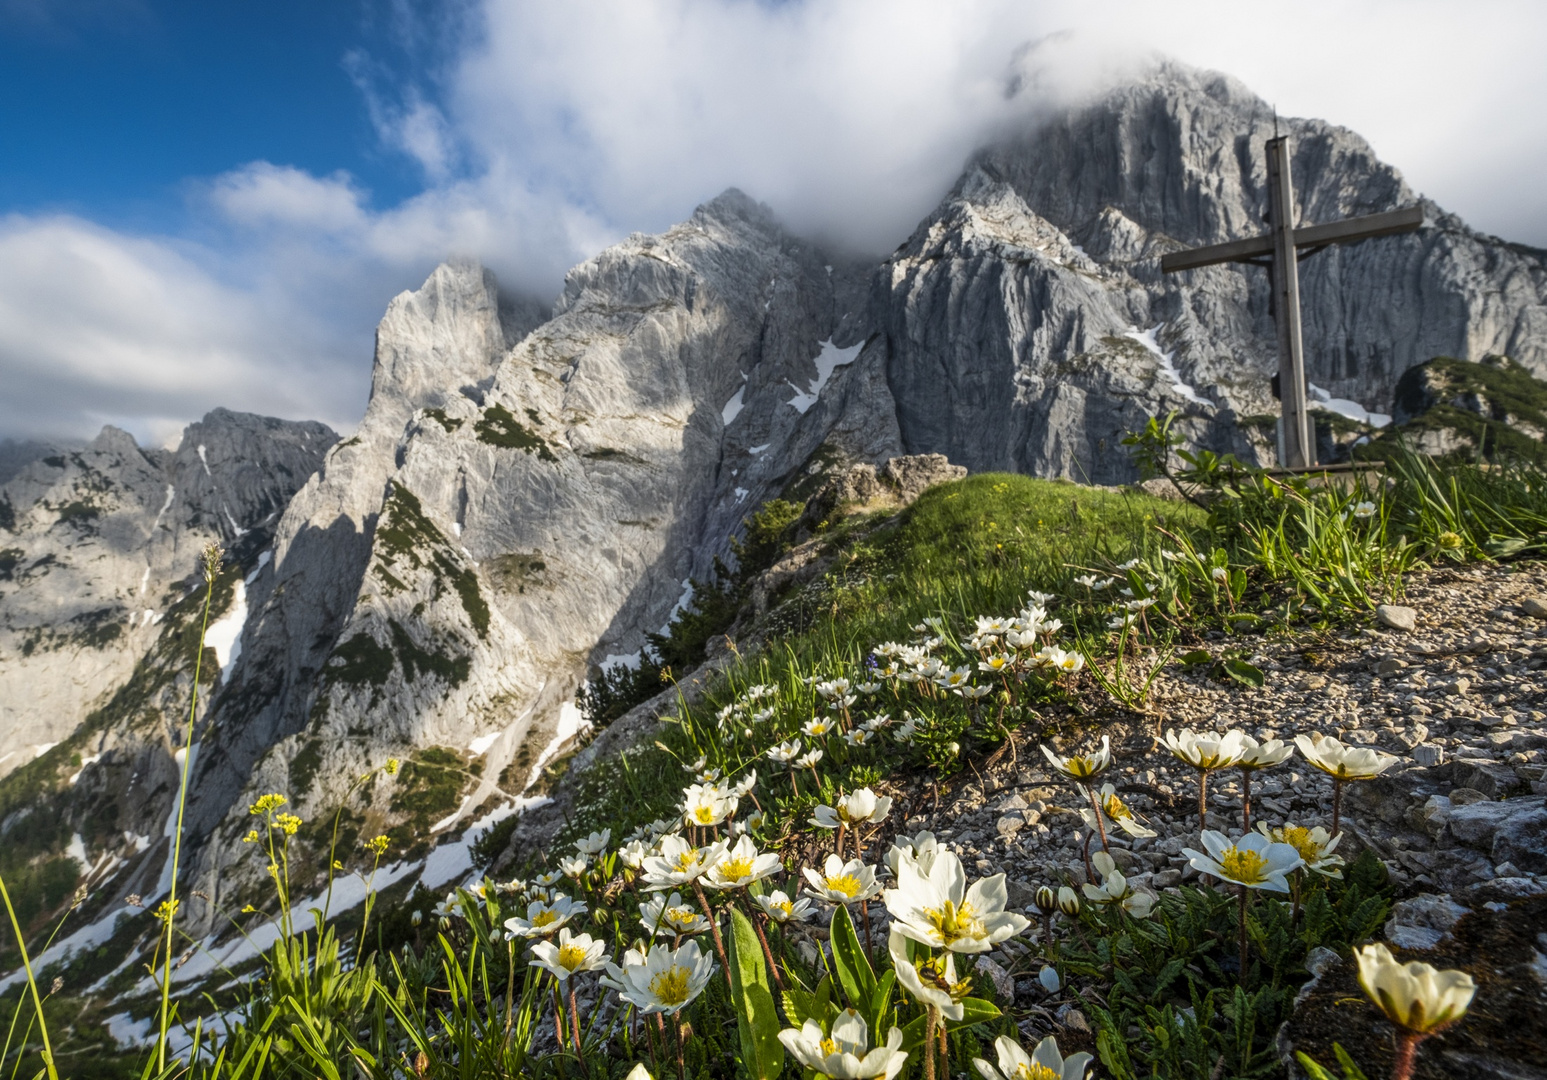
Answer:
[1449,787,1490,806]
[1299,674,1328,691]
[996,813,1025,837]
[1449,678,1471,697]
[1521,597,1547,619]
[1376,658,1407,677]
[1412,743,1446,767]
[1377,604,1418,632]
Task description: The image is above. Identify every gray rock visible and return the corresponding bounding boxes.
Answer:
[1377,605,1418,632]
[1375,658,1408,676]
[1412,743,1446,767]
[1385,893,1469,950]
[1522,598,1547,619]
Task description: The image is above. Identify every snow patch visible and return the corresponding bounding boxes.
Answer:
[1123,325,1211,407]
[601,651,642,672]
[222,505,247,537]
[152,484,175,529]
[523,702,591,793]
[1309,383,1391,428]
[66,833,88,868]
[735,487,749,503]
[33,742,57,759]
[69,753,102,784]
[451,521,462,537]
[243,550,271,585]
[138,566,150,596]
[431,795,475,833]
[786,339,862,414]
[749,443,771,455]
[722,382,746,426]
[204,580,247,681]
[197,445,211,477]
[467,731,501,756]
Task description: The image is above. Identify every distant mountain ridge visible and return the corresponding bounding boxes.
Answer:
[2,58,1544,984]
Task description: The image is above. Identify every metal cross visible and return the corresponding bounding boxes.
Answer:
[1160,135,1423,469]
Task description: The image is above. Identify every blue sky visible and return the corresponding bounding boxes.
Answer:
[1,0,1545,446]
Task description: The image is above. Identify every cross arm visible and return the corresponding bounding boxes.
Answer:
[1159,205,1424,273]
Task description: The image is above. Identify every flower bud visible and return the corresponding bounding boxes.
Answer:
[1034,885,1057,914]
[1057,886,1081,916]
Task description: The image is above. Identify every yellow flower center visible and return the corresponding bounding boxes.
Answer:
[1065,756,1100,779]
[531,908,560,927]
[1220,847,1270,884]
[819,1038,838,1056]
[771,899,793,918]
[676,851,701,872]
[693,805,718,824]
[558,944,587,970]
[1275,826,1322,863]
[825,874,863,898]
[924,899,985,945]
[719,856,755,880]
[1013,1064,1061,1080]
[664,906,698,929]
[1102,794,1132,820]
[649,965,692,1007]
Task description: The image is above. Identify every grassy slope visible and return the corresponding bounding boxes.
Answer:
[561,473,1203,847]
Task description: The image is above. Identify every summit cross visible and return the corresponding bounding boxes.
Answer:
[1161,135,1424,469]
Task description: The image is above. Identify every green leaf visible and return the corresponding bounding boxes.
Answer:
[1221,658,1265,688]
[727,908,785,1080]
[781,988,814,1027]
[867,970,896,1043]
[1178,649,1213,667]
[898,998,1001,1051]
[829,905,876,1010]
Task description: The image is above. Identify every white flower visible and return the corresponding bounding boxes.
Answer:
[856,681,882,695]
[1164,728,1247,771]
[1093,783,1156,838]
[1352,501,1377,520]
[431,891,462,919]
[812,788,894,829]
[1073,574,1100,588]
[1355,943,1475,1034]
[1056,887,1080,916]
[936,666,973,689]
[702,835,781,890]
[1256,822,1344,878]
[844,728,875,747]
[1107,614,1136,631]
[731,770,758,799]
[1039,736,1113,783]
[624,1064,653,1080]
[529,927,608,981]
[1081,851,1154,918]
[888,928,965,1020]
[504,893,588,938]
[883,848,1028,953]
[1026,589,1055,605]
[815,677,852,699]
[978,653,1013,674]
[684,755,707,774]
[754,889,816,924]
[1124,597,1157,612]
[973,1033,1093,1080]
[1117,558,1142,571]
[1294,733,1398,781]
[619,840,651,870]
[681,782,737,828]
[779,1009,908,1080]
[802,854,883,905]
[559,854,589,878]
[893,717,919,744]
[803,717,838,739]
[573,829,611,856]
[745,683,776,701]
[885,831,941,878]
[1210,566,1229,583]
[534,870,563,888]
[1237,734,1294,770]
[795,749,825,770]
[828,693,859,710]
[768,739,802,765]
[1181,830,1303,893]
[1159,549,1181,562]
[1038,966,1061,993]
[612,939,716,1015]
[956,684,994,700]
[641,835,728,891]
[862,714,893,732]
[639,891,712,937]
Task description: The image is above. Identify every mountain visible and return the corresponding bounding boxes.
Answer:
[3,58,1545,977]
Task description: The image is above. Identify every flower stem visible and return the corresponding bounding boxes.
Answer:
[568,982,584,1059]
[1198,769,1210,832]
[1241,767,1253,833]
[672,1013,688,1080]
[691,880,734,991]
[748,906,786,991]
[1332,777,1344,836]
[1390,1030,1424,1080]
[1237,884,1249,986]
[859,899,875,958]
[1084,785,1111,852]
[923,1005,939,1080]
[836,821,846,861]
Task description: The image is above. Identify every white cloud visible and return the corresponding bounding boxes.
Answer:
[209,164,368,234]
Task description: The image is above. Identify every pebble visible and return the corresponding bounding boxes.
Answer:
[1522,598,1547,619]
[1377,604,1418,632]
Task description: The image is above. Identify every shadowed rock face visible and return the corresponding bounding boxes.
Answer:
[7,59,1547,952]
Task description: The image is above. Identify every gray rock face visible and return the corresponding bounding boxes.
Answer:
[0,411,335,774]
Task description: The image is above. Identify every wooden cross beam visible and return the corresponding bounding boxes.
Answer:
[1160,135,1424,469]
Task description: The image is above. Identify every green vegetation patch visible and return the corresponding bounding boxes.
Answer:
[288,738,326,797]
[0,547,22,581]
[388,620,470,688]
[388,746,467,826]
[473,402,557,462]
[1381,354,1547,464]
[0,494,14,532]
[421,408,463,433]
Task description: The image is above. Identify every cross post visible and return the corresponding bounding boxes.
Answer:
[1160,137,1424,469]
